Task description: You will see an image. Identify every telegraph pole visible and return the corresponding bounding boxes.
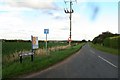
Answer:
[64,0,76,46]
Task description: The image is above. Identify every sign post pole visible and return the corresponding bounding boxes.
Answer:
[44,29,49,55]
[31,35,34,62]
[46,33,47,54]
[31,36,33,52]
[20,56,22,63]
[31,55,33,61]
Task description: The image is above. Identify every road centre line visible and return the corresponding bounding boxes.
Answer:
[98,56,117,68]
[90,50,95,54]
[89,49,117,68]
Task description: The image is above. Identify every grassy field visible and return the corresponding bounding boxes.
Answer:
[2,42,31,56]
[2,42,68,56]
[2,43,85,78]
[90,43,119,55]
[2,41,68,66]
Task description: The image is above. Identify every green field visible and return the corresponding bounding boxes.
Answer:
[2,42,68,56]
[2,42,85,78]
[2,41,68,65]
[2,42,31,56]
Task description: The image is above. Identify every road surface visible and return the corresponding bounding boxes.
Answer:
[25,43,118,78]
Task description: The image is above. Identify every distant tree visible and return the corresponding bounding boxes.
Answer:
[88,40,91,42]
[81,39,87,43]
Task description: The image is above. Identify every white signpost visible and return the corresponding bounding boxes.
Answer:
[44,29,49,54]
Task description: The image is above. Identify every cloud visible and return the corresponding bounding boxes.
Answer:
[60,26,69,30]
[3,0,60,10]
[42,10,67,20]
[77,0,118,2]
[0,1,118,40]
[52,12,67,20]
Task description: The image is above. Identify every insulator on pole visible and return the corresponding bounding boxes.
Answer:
[64,8,70,13]
[71,9,74,13]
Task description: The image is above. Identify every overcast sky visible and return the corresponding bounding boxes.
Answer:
[0,0,119,41]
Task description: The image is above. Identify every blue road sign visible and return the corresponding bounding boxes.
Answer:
[44,29,49,34]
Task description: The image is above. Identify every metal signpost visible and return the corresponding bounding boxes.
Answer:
[44,29,49,54]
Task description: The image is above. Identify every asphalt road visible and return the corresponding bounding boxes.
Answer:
[25,43,118,78]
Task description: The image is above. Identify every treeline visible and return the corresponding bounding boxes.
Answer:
[1,39,83,43]
[2,39,31,42]
[92,31,120,49]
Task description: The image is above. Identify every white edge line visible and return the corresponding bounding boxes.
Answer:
[98,56,117,68]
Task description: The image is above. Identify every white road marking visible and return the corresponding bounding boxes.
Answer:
[90,50,95,54]
[98,56,117,68]
[90,50,117,68]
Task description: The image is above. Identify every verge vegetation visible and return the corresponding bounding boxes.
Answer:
[2,42,85,78]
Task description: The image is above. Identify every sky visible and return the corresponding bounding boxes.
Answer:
[0,0,119,41]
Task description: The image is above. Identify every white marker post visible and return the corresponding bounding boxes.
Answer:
[44,29,49,54]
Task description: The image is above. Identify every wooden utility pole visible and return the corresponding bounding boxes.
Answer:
[64,0,76,46]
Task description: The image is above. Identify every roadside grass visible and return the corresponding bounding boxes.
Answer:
[2,43,85,78]
[90,43,119,55]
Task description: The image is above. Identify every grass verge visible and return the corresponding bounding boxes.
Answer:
[2,43,85,78]
[90,43,119,55]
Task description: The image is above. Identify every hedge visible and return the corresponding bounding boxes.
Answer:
[103,36,120,49]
